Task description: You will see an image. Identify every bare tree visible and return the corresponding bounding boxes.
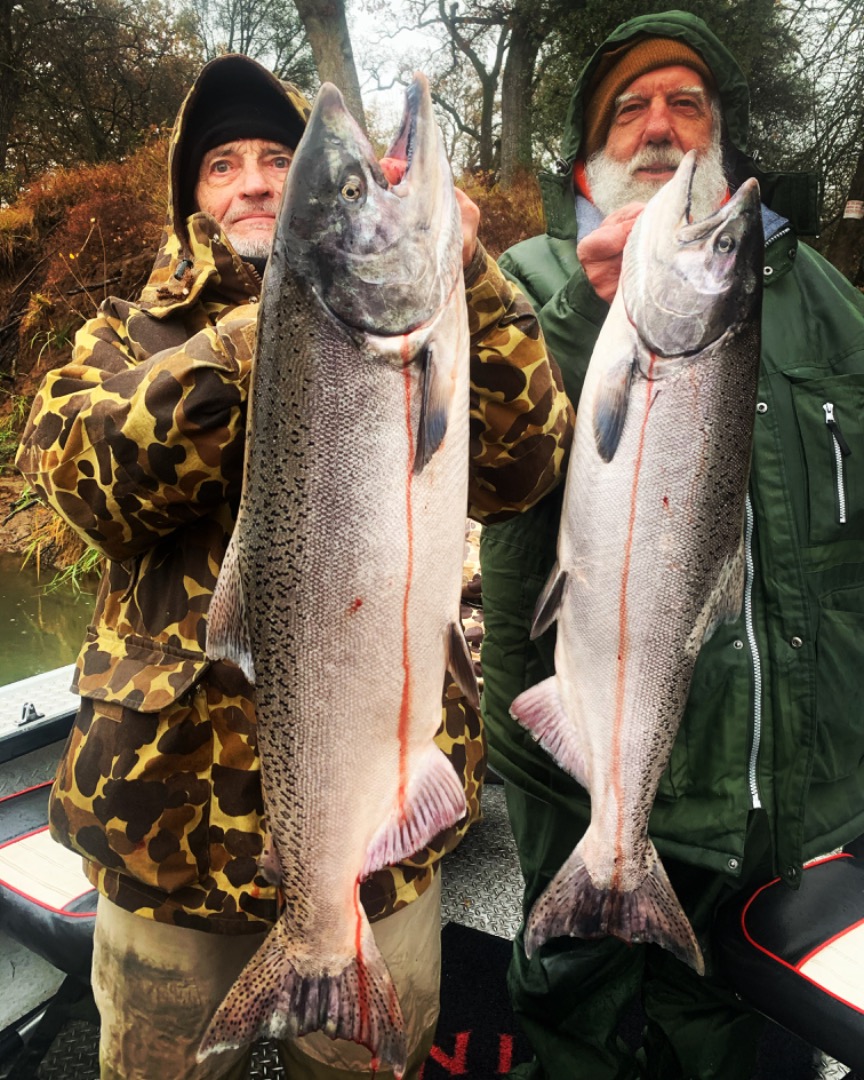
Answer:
[293,0,367,131]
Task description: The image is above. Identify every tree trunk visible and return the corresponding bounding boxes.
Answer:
[499,18,540,186]
[826,150,864,284]
[292,0,367,133]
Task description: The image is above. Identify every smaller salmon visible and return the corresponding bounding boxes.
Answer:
[511,152,763,973]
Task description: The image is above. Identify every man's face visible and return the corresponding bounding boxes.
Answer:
[586,64,726,220]
[194,138,294,258]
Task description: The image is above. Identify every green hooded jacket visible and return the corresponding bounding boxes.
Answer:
[482,10,864,889]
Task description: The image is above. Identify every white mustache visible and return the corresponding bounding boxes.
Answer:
[628,144,684,174]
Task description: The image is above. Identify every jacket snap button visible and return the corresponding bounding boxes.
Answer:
[727,857,740,870]
[790,636,803,648]
[756,402,768,414]
[763,265,774,277]
[733,639,744,650]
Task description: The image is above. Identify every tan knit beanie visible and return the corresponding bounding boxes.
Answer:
[582,38,715,160]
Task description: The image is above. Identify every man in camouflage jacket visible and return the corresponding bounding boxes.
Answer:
[16,54,572,1080]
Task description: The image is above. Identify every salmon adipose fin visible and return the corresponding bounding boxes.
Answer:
[362,746,467,878]
[447,620,480,707]
[207,527,255,683]
[524,842,705,975]
[510,676,588,790]
[198,915,407,1077]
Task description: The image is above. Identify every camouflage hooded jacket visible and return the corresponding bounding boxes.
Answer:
[16,55,573,934]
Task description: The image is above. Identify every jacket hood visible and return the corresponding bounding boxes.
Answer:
[139,54,313,314]
[560,10,749,165]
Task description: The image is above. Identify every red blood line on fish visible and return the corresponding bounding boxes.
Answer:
[611,352,657,886]
[398,336,414,818]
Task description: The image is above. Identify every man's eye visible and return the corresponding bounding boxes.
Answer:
[272,156,292,169]
[211,161,231,174]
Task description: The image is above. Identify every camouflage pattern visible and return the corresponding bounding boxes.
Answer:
[16,57,573,934]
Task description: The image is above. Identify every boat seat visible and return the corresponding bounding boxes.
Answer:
[714,852,864,1074]
[0,781,95,978]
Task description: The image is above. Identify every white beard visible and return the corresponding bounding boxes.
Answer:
[585,128,727,221]
[224,229,274,259]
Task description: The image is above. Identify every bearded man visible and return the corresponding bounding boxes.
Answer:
[480,10,864,1080]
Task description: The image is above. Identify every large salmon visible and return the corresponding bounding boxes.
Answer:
[511,152,763,974]
[199,75,478,1075]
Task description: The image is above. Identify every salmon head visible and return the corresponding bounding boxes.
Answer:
[621,150,763,359]
[271,73,462,336]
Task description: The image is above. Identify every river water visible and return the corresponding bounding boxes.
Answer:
[0,553,96,687]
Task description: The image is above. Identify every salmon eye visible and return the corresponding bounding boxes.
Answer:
[340,175,364,202]
[716,233,736,254]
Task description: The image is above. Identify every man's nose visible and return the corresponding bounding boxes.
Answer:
[642,100,674,144]
[239,160,273,197]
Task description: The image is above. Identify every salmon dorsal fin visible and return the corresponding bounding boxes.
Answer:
[207,527,256,683]
[448,620,480,708]
[531,563,568,639]
[361,747,467,878]
[593,348,636,463]
[413,343,449,473]
[510,676,588,790]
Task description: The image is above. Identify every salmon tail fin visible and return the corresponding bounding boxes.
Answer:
[510,677,588,790]
[524,841,704,975]
[197,918,407,1077]
[362,746,466,878]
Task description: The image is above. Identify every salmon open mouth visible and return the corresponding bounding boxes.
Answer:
[379,74,431,194]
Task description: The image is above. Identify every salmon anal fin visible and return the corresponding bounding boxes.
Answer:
[362,747,467,878]
[530,563,568,639]
[510,676,588,789]
[206,527,255,683]
[414,344,449,473]
[686,535,747,655]
[524,841,704,975]
[197,915,407,1077]
[593,350,636,463]
[447,621,480,708]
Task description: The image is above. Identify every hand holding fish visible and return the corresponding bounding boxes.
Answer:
[455,187,480,268]
[577,201,644,302]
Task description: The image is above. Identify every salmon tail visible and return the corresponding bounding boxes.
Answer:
[524,842,704,975]
[197,918,407,1076]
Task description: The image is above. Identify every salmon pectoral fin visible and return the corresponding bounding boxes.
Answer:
[593,351,636,463]
[448,620,480,708]
[206,528,255,683]
[510,677,588,789]
[530,563,567,639]
[361,747,467,878]
[197,916,407,1077]
[413,343,449,474]
[524,842,704,975]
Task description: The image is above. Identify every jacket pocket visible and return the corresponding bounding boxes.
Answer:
[49,690,213,894]
[811,584,864,783]
[73,625,209,711]
[789,374,864,544]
